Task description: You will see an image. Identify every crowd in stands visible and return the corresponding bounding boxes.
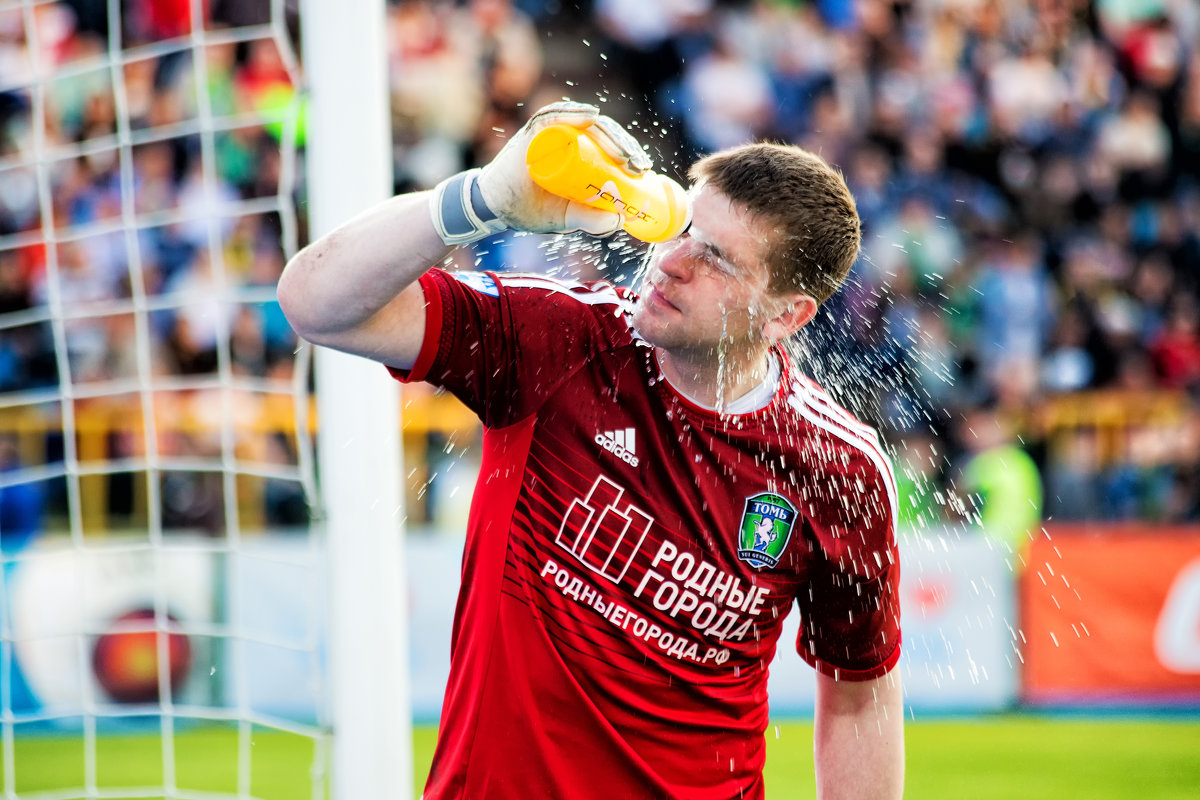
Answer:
[2,0,1199,535]
[389,0,1200,530]
[0,0,298,385]
[0,0,303,532]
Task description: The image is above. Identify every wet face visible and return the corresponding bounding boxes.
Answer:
[631,185,788,367]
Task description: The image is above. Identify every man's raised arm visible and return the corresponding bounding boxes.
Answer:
[277,101,639,370]
[276,190,449,370]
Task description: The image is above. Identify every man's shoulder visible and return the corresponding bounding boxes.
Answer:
[441,269,631,311]
[457,269,640,340]
[782,372,880,441]
[781,372,893,471]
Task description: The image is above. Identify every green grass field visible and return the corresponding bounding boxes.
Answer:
[4,716,1199,798]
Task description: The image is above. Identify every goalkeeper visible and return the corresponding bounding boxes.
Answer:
[278,102,903,800]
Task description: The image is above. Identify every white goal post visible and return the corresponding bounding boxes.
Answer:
[298,0,412,797]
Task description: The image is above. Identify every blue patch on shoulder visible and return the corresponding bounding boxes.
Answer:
[451,271,499,297]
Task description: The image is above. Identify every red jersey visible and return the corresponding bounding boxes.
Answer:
[393,269,901,800]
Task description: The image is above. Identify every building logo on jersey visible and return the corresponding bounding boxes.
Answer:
[595,427,639,467]
[557,475,653,584]
[737,493,797,569]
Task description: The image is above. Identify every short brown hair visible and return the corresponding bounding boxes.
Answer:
[689,143,861,305]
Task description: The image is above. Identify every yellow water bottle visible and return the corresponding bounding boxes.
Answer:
[525,124,692,243]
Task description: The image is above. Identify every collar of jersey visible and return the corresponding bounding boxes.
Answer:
[648,346,792,428]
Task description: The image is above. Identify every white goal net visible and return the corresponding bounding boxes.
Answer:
[0,0,354,797]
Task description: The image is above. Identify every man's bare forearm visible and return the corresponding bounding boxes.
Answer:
[813,671,904,799]
[276,191,450,365]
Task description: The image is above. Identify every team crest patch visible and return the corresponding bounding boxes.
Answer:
[737,492,797,569]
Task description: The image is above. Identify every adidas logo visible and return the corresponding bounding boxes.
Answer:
[595,427,639,467]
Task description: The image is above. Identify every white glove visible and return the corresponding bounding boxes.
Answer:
[429,102,652,245]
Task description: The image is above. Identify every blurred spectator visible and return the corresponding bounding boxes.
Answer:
[1043,426,1104,522]
[593,0,710,112]
[122,0,194,45]
[988,41,1071,146]
[164,250,223,374]
[1149,296,1200,390]
[956,407,1044,559]
[1041,305,1095,394]
[865,195,964,298]
[452,0,542,114]
[679,29,774,153]
[263,432,309,526]
[753,2,836,144]
[390,0,485,186]
[32,240,118,380]
[389,0,542,190]
[1096,89,1173,201]
[0,432,42,551]
[973,234,1057,376]
[894,430,947,533]
[1166,408,1200,521]
[0,431,40,713]
[1176,61,1200,183]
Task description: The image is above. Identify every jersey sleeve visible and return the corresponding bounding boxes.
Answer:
[794,439,901,681]
[388,269,626,428]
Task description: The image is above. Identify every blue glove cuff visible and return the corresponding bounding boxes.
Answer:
[430,168,507,246]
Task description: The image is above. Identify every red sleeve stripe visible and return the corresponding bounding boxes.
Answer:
[406,270,445,383]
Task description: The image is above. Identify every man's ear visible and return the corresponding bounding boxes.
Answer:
[761,293,819,343]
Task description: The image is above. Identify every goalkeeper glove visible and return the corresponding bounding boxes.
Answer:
[429,101,650,245]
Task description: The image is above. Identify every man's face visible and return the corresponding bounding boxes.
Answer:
[632,185,782,364]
